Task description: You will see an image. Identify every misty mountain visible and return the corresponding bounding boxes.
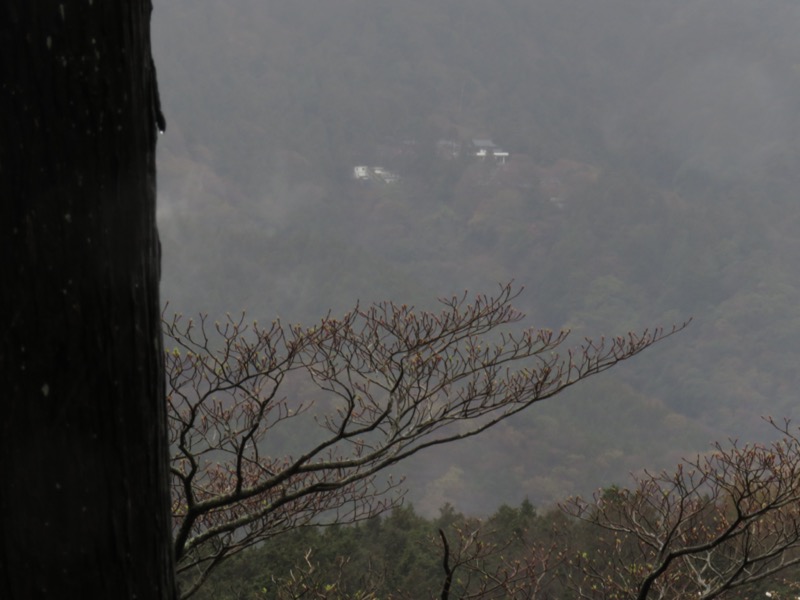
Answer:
[152,0,800,513]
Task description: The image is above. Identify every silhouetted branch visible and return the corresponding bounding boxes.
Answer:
[439,528,453,600]
[164,283,685,597]
[563,418,800,599]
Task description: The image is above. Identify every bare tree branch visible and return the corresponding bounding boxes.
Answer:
[164,283,685,597]
[562,418,800,599]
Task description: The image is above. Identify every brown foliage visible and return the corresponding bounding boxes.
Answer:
[163,284,682,597]
[562,419,800,599]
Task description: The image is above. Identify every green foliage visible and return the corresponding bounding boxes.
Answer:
[188,476,800,599]
[188,505,445,600]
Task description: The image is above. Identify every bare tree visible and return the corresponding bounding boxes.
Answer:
[163,284,683,597]
[435,524,567,600]
[265,508,570,600]
[1,1,174,598]
[270,550,383,600]
[562,418,800,600]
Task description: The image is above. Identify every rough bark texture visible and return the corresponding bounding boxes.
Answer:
[0,2,175,598]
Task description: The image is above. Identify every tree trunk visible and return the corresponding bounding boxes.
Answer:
[0,2,175,598]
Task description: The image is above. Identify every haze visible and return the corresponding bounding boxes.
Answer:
[151,0,800,514]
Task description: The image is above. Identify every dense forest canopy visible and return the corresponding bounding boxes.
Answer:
[152,0,800,513]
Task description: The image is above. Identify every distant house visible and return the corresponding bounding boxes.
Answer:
[471,139,510,163]
[373,166,399,184]
[492,151,509,164]
[352,165,399,184]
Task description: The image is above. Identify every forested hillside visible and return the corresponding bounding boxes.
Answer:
[190,498,800,600]
[152,0,800,513]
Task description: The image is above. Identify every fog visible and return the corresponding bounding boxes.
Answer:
[152,0,800,514]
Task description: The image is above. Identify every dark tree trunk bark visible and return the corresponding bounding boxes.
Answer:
[0,2,175,598]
